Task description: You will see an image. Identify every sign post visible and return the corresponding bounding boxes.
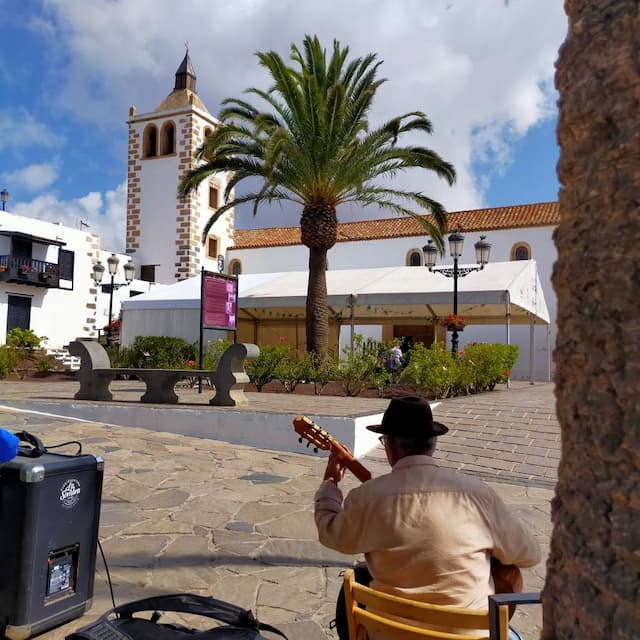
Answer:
[198,269,239,393]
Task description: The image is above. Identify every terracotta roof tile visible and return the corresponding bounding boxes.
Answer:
[231,201,559,250]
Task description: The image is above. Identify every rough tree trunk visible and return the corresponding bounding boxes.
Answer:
[301,204,338,354]
[544,1,640,638]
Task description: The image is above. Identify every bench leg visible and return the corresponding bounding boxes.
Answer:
[138,372,180,404]
[75,373,113,401]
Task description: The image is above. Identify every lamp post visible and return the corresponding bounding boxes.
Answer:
[423,232,491,354]
[1,189,8,211]
[92,254,135,343]
[347,293,358,356]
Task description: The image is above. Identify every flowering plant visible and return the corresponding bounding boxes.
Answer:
[18,264,30,273]
[0,265,6,273]
[187,359,196,368]
[441,314,465,331]
[104,319,121,333]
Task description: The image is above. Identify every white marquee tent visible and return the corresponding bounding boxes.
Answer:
[121,260,550,378]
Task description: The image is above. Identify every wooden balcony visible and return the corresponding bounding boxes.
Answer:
[0,255,61,288]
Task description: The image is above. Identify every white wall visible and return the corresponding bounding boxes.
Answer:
[228,225,557,380]
[0,212,99,348]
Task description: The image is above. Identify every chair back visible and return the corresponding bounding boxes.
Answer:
[343,569,505,640]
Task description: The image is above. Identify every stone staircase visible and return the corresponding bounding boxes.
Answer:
[47,347,81,371]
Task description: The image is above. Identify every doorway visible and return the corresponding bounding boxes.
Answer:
[7,295,31,333]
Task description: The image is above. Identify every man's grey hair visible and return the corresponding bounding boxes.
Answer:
[386,434,437,457]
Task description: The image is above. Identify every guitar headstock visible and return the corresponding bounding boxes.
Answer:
[293,416,333,453]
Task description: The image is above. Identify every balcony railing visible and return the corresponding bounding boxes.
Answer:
[0,255,61,287]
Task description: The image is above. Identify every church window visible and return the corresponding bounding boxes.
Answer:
[140,265,156,282]
[160,121,175,155]
[407,249,423,267]
[209,185,219,209]
[207,236,219,259]
[229,259,242,276]
[143,125,158,158]
[511,242,531,261]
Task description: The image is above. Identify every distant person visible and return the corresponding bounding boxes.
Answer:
[386,344,402,371]
[314,396,540,639]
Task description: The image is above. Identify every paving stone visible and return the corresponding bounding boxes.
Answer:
[256,510,318,540]
[101,535,170,567]
[235,501,305,524]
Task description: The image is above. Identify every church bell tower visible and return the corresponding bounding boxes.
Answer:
[126,50,234,284]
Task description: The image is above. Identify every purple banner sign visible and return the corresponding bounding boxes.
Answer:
[203,272,237,330]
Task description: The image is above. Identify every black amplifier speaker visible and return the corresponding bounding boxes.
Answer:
[0,440,103,640]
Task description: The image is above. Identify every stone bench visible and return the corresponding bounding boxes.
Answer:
[68,339,259,406]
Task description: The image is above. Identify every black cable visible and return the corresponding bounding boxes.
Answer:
[44,440,83,455]
[97,538,116,610]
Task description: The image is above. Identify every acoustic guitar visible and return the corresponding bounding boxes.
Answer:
[293,415,523,615]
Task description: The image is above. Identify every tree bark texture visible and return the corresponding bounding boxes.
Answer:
[301,204,338,354]
[306,246,329,353]
[545,1,640,638]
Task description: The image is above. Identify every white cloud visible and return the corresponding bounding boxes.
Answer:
[0,110,62,150]
[1,162,59,191]
[37,0,567,218]
[11,182,126,252]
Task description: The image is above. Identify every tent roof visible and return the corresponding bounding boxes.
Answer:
[122,260,550,325]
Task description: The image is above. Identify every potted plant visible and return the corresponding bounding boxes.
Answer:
[0,265,6,273]
[18,264,30,275]
[441,314,465,332]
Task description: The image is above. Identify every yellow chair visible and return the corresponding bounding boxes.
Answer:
[343,568,511,640]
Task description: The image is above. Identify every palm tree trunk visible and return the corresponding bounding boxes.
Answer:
[306,246,329,354]
[544,1,640,638]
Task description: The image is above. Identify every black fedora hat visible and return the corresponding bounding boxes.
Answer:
[366,396,448,438]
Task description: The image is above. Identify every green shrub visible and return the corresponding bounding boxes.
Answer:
[307,353,339,395]
[120,336,197,368]
[246,344,290,391]
[274,348,313,393]
[401,342,457,398]
[6,328,46,352]
[35,358,52,373]
[337,335,379,397]
[462,343,519,391]
[0,345,20,378]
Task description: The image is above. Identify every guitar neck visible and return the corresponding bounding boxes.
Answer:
[293,416,372,483]
[326,438,372,482]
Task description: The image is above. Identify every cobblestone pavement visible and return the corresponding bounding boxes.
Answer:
[0,381,558,639]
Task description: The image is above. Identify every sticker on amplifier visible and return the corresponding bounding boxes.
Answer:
[59,478,81,508]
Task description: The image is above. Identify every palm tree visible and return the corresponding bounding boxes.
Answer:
[544,1,640,637]
[180,35,455,354]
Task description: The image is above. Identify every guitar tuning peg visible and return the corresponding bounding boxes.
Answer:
[298,437,303,443]
[306,442,310,448]
[313,447,318,453]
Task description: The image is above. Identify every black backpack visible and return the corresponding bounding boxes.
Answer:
[65,593,288,640]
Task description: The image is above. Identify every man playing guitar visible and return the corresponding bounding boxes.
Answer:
[312,396,540,639]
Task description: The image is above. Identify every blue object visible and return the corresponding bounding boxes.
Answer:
[0,429,19,463]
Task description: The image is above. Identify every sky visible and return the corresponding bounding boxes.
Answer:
[0,0,567,252]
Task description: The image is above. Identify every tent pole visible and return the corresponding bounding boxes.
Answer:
[529,313,535,384]
[505,292,511,389]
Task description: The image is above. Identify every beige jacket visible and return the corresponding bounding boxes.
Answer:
[315,455,541,611]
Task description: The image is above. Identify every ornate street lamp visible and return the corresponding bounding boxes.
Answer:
[422,232,491,354]
[92,255,135,343]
